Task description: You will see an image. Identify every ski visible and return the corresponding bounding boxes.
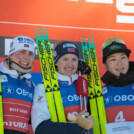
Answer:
[88,36,107,134]
[0,74,4,134]
[35,28,58,122]
[35,27,66,122]
[81,38,101,134]
[42,27,66,122]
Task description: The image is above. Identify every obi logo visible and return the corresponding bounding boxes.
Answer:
[68,94,79,102]
[16,88,33,99]
[114,95,134,102]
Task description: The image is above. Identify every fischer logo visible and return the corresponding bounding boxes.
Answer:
[69,0,134,24]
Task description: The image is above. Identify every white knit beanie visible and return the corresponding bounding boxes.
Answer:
[9,36,35,56]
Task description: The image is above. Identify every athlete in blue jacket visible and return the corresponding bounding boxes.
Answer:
[0,36,35,134]
[101,38,134,124]
[31,41,94,134]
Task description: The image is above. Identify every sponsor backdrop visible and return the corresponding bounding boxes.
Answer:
[0,0,134,85]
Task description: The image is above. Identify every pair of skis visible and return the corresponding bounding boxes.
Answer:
[81,37,107,134]
[36,27,107,133]
[35,27,66,122]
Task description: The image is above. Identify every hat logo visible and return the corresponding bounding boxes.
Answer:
[17,37,34,44]
[17,37,23,42]
[109,45,122,52]
[24,44,29,48]
[63,43,76,48]
[68,48,75,52]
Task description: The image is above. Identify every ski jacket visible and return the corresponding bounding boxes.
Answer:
[0,61,35,134]
[102,61,134,123]
[102,83,134,123]
[31,72,87,134]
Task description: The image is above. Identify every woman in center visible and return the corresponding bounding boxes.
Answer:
[31,40,94,134]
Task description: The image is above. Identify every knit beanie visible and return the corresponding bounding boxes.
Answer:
[54,42,79,63]
[102,38,131,63]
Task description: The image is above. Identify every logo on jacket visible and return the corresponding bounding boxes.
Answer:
[102,86,108,94]
[1,75,8,82]
[3,86,14,94]
[105,96,112,104]
[26,80,32,88]
[37,96,43,102]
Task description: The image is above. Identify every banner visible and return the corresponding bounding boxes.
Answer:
[0,0,134,84]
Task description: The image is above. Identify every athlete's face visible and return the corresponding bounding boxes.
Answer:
[104,52,129,78]
[9,50,34,68]
[56,54,78,76]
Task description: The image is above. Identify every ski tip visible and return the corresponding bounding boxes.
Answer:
[42,27,49,40]
[81,38,87,47]
[35,28,42,37]
[88,36,94,44]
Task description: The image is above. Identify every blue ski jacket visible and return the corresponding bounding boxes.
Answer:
[0,61,34,134]
[31,72,88,134]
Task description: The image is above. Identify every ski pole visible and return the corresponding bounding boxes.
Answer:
[76,73,89,111]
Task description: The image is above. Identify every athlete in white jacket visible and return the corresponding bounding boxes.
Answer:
[0,36,35,134]
[31,41,94,134]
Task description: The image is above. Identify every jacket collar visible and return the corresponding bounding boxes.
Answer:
[56,72,78,86]
[101,61,134,87]
[0,61,32,79]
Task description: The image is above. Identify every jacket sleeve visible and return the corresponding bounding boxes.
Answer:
[35,120,85,134]
[31,83,51,132]
[31,83,86,134]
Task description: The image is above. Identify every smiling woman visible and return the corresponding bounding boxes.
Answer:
[9,50,34,73]
[0,35,36,134]
[54,41,79,76]
[6,36,35,75]
[31,40,94,134]
[101,37,134,126]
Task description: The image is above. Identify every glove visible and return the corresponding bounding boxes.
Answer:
[68,111,95,130]
[78,59,91,74]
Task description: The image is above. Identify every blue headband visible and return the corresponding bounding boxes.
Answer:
[54,43,79,63]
